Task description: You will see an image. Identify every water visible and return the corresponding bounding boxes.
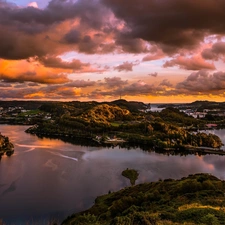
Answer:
[1,125,225,224]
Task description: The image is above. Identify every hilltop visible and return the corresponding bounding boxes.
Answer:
[79,104,130,125]
[62,173,225,225]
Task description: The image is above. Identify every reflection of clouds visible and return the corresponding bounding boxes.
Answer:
[81,148,218,183]
[44,159,58,171]
[48,151,78,161]
[23,147,35,153]
[203,155,225,172]
[82,148,165,162]
[16,144,52,149]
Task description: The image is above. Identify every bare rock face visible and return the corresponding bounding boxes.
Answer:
[0,133,14,158]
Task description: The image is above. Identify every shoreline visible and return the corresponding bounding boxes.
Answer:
[25,129,225,156]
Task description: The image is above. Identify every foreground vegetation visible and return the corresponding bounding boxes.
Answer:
[62,173,225,225]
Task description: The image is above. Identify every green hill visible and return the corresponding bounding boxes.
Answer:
[62,173,225,225]
[79,104,130,125]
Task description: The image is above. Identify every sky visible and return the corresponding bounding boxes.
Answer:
[1,0,225,103]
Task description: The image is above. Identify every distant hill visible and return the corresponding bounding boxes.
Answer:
[0,100,47,110]
[186,100,225,110]
[108,99,147,112]
[62,173,225,225]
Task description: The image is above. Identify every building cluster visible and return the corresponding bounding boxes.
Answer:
[0,106,52,124]
[182,108,225,119]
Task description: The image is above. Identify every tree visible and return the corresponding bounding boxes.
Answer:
[122,168,139,186]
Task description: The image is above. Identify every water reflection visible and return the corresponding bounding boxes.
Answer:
[1,125,225,224]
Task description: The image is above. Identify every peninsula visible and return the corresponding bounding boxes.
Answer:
[24,100,223,154]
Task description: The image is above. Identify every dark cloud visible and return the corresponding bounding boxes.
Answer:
[104,77,128,88]
[0,0,107,29]
[0,25,53,59]
[176,70,225,93]
[119,82,156,95]
[84,79,170,99]
[64,29,81,44]
[0,87,38,99]
[159,79,173,87]
[38,56,89,70]
[115,37,149,53]
[101,0,225,52]
[202,42,225,61]
[64,80,96,88]
[2,0,225,61]
[27,82,40,87]
[163,56,215,70]
[0,0,113,59]
[14,83,28,88]
[114,61,139,72]
[0,82,12,87]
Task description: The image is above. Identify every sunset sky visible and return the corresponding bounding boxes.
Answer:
[1,0,225,103]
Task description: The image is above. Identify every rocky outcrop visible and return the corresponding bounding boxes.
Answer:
[0,133,14,158]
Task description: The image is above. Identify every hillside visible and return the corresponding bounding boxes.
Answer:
[79,104,130,124]
[62,173,225,225]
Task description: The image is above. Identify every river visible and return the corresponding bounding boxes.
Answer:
[1,125,225,224]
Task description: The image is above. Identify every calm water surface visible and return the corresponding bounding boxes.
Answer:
[1,125,225,224]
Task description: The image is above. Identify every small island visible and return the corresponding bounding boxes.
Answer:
[0,132,14,159]
[122,168,139,186]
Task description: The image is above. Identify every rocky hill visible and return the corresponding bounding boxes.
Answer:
[0,133,14,158]
[62,173,225,225]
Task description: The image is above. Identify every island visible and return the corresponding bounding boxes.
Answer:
[62,173,225,225]
[0,133,14,158]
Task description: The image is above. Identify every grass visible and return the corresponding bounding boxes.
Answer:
[18,109,41,116]
[110,122,121,127]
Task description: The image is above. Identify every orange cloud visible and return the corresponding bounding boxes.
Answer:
[0,59,70,84]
